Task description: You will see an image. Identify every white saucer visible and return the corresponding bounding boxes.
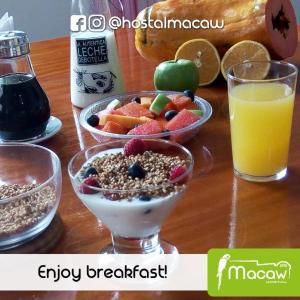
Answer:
[0,116,62,144]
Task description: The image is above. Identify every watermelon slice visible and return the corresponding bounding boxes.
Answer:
[166,109,200,131]
[156,117,168,129]
[114,102,153,118]
[128,120,162,135]
[168,94,192,111]
[102,121,127,134]
[160,101,178,116]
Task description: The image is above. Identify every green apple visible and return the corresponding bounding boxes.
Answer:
[154,59,199,93]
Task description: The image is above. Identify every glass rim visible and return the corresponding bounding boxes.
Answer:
[227,60,298,83]
[0,143,61,203]
[68,138,194,193]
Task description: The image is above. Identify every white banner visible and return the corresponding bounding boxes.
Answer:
[0,254,207,291]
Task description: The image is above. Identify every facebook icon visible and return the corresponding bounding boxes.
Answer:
[71,15,87,32]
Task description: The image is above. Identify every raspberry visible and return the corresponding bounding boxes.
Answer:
[169,165,187,183]
[79,177,100,194]
[124,138,145,156]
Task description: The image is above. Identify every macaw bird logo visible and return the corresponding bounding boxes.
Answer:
[217,254,231,290]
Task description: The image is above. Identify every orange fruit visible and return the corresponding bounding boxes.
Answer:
[221,40,271,80]
[175,39,220,86]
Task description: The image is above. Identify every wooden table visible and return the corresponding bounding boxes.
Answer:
[2,29,300,300]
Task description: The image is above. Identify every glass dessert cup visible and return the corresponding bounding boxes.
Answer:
[0,143,62,250]
[68,139,194,254]
[227,61,298,182]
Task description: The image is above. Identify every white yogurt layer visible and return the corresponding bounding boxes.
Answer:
[74,148,185,238]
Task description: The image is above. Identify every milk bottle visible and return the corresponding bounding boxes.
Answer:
[70,0,124,108]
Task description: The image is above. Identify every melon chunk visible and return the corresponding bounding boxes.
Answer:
[128,120,162,135]
[102,121,127,134]
[166,109,200,131]
[101,114,148,129]
[168,94,192,111]
[114,102,153,118]
[141,97,153,109]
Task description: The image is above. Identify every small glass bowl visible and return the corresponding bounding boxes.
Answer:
[80,91,212,144]
[0,143,62,250]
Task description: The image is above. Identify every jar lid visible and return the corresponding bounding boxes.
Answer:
[0,31,30,59]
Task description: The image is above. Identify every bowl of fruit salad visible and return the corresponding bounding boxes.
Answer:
[80,90,212,144]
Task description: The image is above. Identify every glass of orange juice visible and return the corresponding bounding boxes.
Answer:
[227,61,298,182]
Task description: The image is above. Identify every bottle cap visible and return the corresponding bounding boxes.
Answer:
[0,31,30,59]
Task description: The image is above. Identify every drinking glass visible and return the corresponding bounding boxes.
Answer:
[227,61,297,182]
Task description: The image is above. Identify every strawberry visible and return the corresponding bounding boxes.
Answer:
[124,138,145,156]
[169,165,187,184]
[79,177,100,194]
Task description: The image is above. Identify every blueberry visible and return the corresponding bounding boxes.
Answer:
[165,110,178,121]
[139,194,151,201]
[83,167,98,178]
[87,114,99,127]
[183,90,195,102]
[161,129,170,140]
[128,162,145,179]
[132,96,141,104]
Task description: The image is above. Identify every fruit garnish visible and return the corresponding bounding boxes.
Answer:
[87,114,100,127]
[175,39,220,86]
[169,165,187,183]
[221,40,270,80]
[166,109,200,131]
[124,138,145,156]
[114,102,153,118]
[100,114,147,129]
[128,162,146,179]
[106,99,121,110]
[102,121,127,134]
[183,90,194,101]
[168,94,192,111]
[127,120,162,135]
[140,97,153,109]
[132,96,141,104]
[165,110,178,121]
[83,167,98,179]
[79,177,100,194]
[150,94,171,116]
[188,109,203,117]
[139,194,152,201]
[140,116,153,122]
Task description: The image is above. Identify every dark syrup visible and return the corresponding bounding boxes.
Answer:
[0,73,50,140]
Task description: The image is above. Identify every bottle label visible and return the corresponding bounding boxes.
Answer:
[76,37,108,65]
[74,69,117,94]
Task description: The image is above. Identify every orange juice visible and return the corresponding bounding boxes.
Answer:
[229,82,294,177]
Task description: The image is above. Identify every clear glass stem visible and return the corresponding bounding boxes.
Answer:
[111,234,161,254]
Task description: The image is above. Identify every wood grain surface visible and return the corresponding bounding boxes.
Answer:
[1,28,300,300]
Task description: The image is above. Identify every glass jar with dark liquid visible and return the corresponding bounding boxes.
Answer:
[0,31,50,140]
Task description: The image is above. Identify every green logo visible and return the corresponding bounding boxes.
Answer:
[208,249,300,296]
